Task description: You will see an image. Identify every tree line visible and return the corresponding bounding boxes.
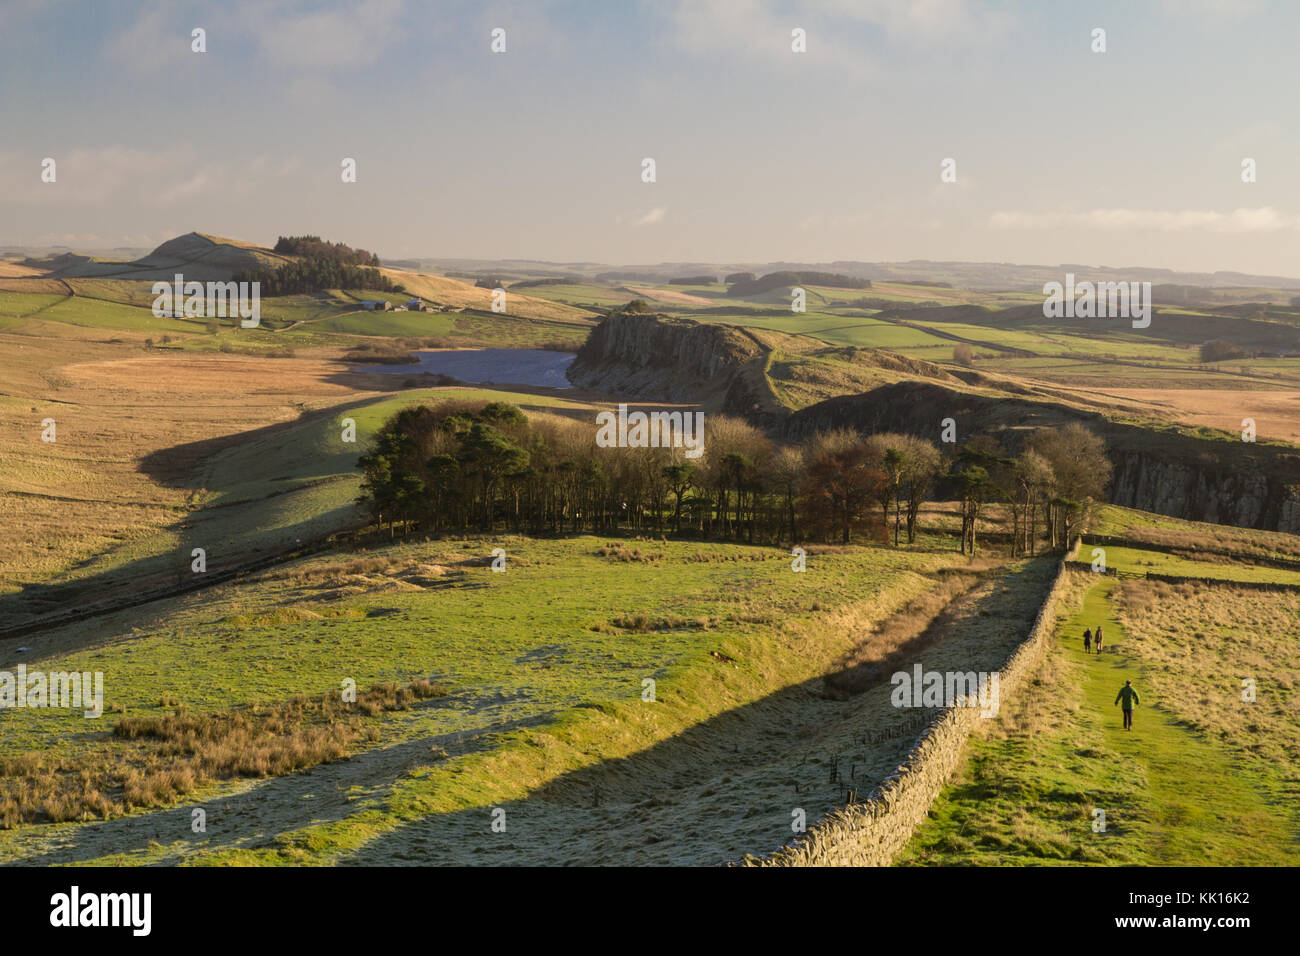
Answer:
[234,259,405,297]
[273,235,382,266]
[356,399,1111,554]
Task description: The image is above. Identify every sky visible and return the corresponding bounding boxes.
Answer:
[2,0,1299,275]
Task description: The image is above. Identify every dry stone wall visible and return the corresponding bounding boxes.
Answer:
[746,540,1081,867]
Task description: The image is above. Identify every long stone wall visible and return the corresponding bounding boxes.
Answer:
[745,540,1081,867]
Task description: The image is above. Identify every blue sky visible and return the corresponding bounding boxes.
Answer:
[2,0,1298,275]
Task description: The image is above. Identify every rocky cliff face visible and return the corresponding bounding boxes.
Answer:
[569,313,1300,534]
[567,312,776,410]
[1106,434,1300,533]
[787,385,1300,534]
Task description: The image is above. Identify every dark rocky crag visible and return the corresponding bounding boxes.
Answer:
[568,312,1300,533]
[566,311,785,417]
[785,385,1300,533]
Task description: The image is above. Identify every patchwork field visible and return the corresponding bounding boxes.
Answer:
[1104,387,1300,444]
[1,257,1297,871]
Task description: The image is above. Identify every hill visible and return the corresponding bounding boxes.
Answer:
[34,232,291,281]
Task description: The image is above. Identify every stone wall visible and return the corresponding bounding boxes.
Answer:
[746,540,1081,867]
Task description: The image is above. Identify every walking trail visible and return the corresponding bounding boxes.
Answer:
[1067,578,1294,864]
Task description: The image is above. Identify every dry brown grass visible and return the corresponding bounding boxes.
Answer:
[1117,525,1300,561]
[596,542,663,563]
[0,334,386,602]
[0,678,448,828]
[269,556,396,586]
[1104,387,1300,445]
[1113,579,1300,770]
[822,573,979,698]
[378,269,597,325]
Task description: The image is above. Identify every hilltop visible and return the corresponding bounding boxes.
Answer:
[20,232,290,281]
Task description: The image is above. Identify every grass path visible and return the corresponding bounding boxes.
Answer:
[902,575,1297,865]
[1071,579,1294,864]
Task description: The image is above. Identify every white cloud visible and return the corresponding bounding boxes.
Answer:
[990,207,1300,234]
[630,207,666,227]
[104,0,405,75]
[662,0,1011,77]
[247,0,405,71]
[0,147,304,206]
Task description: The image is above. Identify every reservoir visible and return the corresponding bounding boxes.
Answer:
[360,348,576,389]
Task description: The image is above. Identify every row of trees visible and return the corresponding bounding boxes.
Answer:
[356,399,1112,553]
[272,235,382,266]
[947,424,1110,555]
[234,258,405,297]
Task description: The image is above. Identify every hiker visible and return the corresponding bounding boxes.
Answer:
[1083,627,1092,654]
[1115,679,1140,730]
[1095,626,1104,654]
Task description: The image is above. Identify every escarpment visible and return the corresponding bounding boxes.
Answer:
[568,312,1300,533]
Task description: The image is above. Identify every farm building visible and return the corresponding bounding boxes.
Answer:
[406,298,429,311]
[361,300,392,311]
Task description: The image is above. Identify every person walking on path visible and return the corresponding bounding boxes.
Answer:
[1083,627,1092,654]
[1115,679,1140,730]
[1095,626,1104,654]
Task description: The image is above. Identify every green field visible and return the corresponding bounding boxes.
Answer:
[1095,544,1300,585]
[901,574,1299,865]
[0,534,976,865]
[4,386,598,624]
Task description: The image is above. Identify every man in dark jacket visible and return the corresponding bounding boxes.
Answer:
[1115,679,1140,730]
[1083,627,1092,654]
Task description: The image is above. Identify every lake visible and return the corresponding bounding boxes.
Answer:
[360,348,576,389]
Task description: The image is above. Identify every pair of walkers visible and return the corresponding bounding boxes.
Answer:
[1082,625,1104,654]
[1080,626,1138,728]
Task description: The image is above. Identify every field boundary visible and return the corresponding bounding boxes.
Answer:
[743,538,1081,867]
[1139,571,1300,592]
[0,534,354,641]
[1081,533,1300,572]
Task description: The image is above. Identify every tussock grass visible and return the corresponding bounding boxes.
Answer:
[0,678,448,829]
[1113,579,1300,774]
[595,542,662,563]
[822,573,978,698]
[269,556,396,586]
[607,613,713,633]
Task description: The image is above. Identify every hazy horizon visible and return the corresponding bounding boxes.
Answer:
[4,0,1300,275]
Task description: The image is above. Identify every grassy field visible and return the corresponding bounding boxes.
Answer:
[1095,545,1300,585]
[0,534,998,864]
[3,259,1298,870]
[1088,505,1300,561]
[900,572,1299,865]
[0,365,598,627]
